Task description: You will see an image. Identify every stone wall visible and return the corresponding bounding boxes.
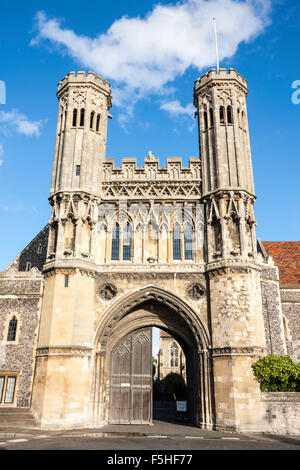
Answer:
[18,225,49,272]
[260,392,300,435]
[0,271,43,407]
[280,286,300,361]
[260,265,287,356]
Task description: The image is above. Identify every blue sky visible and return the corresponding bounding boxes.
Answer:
[0,0,299,274]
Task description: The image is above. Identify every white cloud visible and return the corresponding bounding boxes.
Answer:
[31,0,271,118]
[0,143,3,156]
[0,109,46,136]
[160,100,194,118]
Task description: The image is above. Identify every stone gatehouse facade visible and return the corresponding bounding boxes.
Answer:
[0,68,299,432]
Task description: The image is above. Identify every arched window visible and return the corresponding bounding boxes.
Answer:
[80,108,85,127]
[123,223,132,261]
[72,109,78,127]
[209,108,214,127]
[219,106,225,124]
[170,342,178,367]
[173,224,181,260]
[90,111,95,129]
[111,223,120,260]
[7,316,18,342]
[204,111,208,130]
[96,114,100,132]
[227,106,233,124]
[184,224,193,260]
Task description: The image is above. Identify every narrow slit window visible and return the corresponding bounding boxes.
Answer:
[25,262,31,272]
[204,111,208,130]
[96,114,100,132]
[80,108,85,127]
[76,165,81,176]
[220,106,225,124]
[227,106,233,124]
[90,111,95,129]
[72,109,78,127]
[7,316,18,342]
[64,275,69,287]
[209,108,214,126]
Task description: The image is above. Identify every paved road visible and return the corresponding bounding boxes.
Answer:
[0,433,299,451]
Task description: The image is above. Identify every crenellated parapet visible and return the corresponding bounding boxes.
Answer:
[57,70,112,109]
[194,68,248,100]
[101,152,201,200]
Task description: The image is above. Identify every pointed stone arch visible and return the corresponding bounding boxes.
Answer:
[92,285,213,429]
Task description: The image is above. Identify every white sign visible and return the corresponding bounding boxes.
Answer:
[176,401,187,412]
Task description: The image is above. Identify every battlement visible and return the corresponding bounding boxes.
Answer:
[194,68,248,94]
[57,70,111,95]
[102,152,201,182]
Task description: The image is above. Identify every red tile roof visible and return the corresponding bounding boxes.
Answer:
[262,241,300,285]
[160,331,172,338]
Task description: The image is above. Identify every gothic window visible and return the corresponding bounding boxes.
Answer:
[37,244,42,254]
[0,375,17,404]
[64,275,69,288]
[204,111,208,130]
[173,224,181,260]
[96,114,100,132]
[111,223,120,260]
[227,106,233,124]
[219,106,225,124]
[184,224,193,260]
[209,108,214,127]
[170,342,178,367]
[72,109,77,127]
[90,111,95,129]
[7,316,18,342]
[80,108,85,127]
[123,223,132,261]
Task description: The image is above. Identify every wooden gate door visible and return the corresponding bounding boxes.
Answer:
[109,328,152,424]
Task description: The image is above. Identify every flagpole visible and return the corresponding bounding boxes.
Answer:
[213,17,220,74]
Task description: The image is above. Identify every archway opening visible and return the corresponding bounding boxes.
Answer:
[152,327,189,423]
[94,289,212,429]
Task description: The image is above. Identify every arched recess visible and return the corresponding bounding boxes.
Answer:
[92,285,213,429]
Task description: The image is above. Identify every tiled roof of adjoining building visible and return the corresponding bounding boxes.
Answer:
[262,241,300,286]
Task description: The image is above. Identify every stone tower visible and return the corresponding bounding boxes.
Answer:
[50,70,112,195]
[194,68,267,431]
[47,71,112,262]
[31,72,112,427]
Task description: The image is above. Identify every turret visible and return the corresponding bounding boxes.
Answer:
[50,71,112,196]
[194,68,257,264]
